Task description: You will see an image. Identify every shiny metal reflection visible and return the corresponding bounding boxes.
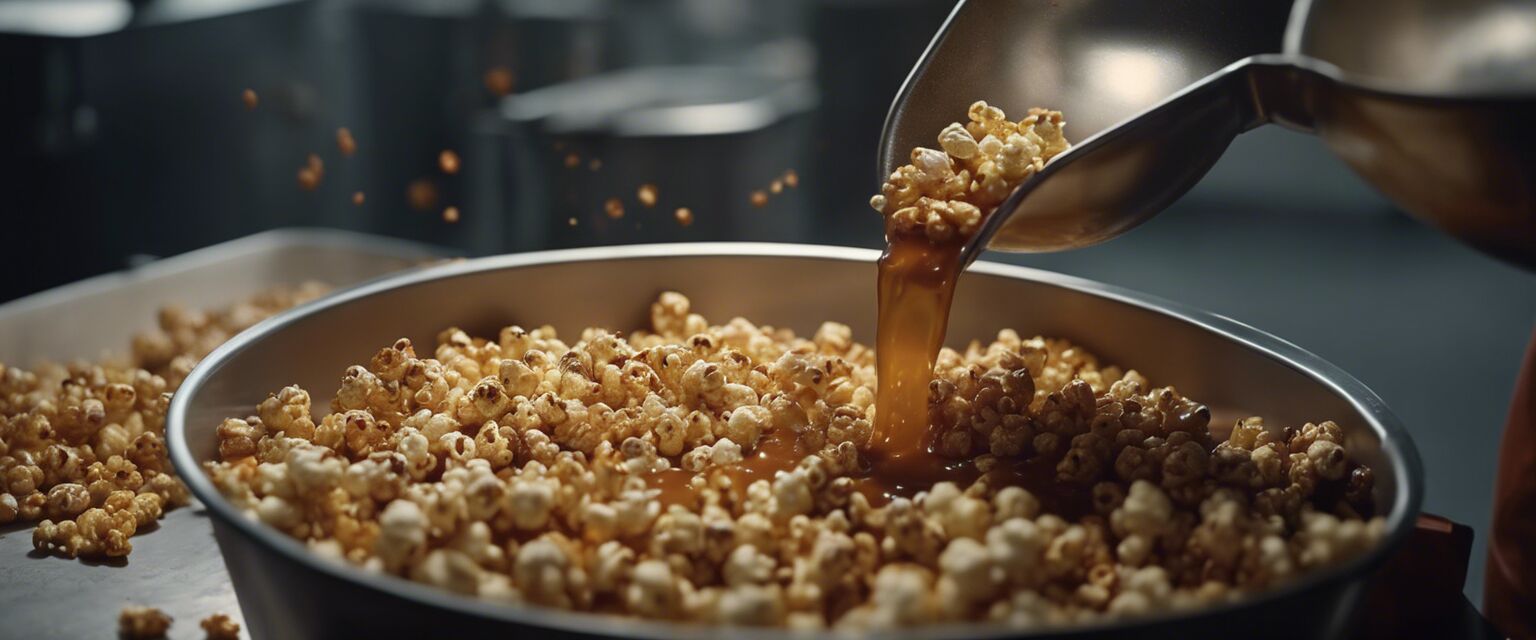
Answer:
[880,0,1536,269]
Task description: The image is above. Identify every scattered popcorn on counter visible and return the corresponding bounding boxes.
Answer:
[0,283,329,559]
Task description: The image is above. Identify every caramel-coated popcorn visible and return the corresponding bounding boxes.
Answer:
[871,101,1069,243]
[337,128,357,158]
[0,283,328,559]
[439,150,461,175]
[118,605,172,639]
[205,293,1384,630]
[200,613,242,640]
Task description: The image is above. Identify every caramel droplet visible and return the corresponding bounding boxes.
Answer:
[484,67,515,97]
[407,179,439,211]
[336,128,357,157]
[439,150,460,175]
[637,184,658,208]
[297,168,320,191]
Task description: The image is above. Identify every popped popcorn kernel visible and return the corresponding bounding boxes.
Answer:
[118,606,172,639]
[199,613,241,640]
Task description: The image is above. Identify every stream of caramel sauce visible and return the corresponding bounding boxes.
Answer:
[645,229,1035,510]
[643,218,1260,519]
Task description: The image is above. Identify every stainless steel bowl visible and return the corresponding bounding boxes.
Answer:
[167,243,1422,639]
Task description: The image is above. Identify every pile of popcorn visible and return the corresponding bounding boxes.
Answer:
[870,101,1070,243]
[204,292,1385,630]
[0,283,328,558]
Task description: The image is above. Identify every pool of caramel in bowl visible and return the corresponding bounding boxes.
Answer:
[643,225,1102,513]
[643,211,1243,514]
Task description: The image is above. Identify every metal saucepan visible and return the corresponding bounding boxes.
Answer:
[167,243,1422,639]
[880,0,1536,269]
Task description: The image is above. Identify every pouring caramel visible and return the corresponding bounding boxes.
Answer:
[863,103,1070,499]
[644,102,1072,508]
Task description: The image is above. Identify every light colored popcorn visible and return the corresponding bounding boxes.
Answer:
[872,102,1070,243]
[203,292,1384,630]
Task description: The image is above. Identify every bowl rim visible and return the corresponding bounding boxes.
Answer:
[168,241,1424,639]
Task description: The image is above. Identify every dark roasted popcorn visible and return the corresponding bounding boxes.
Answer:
[200,612,241,639]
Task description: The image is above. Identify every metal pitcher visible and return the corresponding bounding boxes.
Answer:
[879,0,1536,269]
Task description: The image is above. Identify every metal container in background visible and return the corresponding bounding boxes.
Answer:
[350,0,820,254]
[169,243,1422,640]
[495,58,818,249]
[0,0,353,301]
[480,0,820,251]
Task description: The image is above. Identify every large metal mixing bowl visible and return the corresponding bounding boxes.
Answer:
[167,243,1422,639]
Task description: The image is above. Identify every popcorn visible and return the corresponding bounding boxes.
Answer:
[864,565,938,627]
[627,558,685,618]
[1112,480,1173,540]
[872,102,1070,243]
[723,543,776,586]
[201,292,1385,630]
[1306,439,1347,481]
[411,548,484,595]
[377,499,428,571]
[717,583,785,625]
[0,284,326,561]
[118,606,172,639]
[199,613,241,640]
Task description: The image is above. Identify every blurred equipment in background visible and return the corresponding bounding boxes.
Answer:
[1,0,1398,303]
[0,0,328,301]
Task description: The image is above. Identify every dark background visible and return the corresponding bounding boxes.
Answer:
[1,0,1532,602]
